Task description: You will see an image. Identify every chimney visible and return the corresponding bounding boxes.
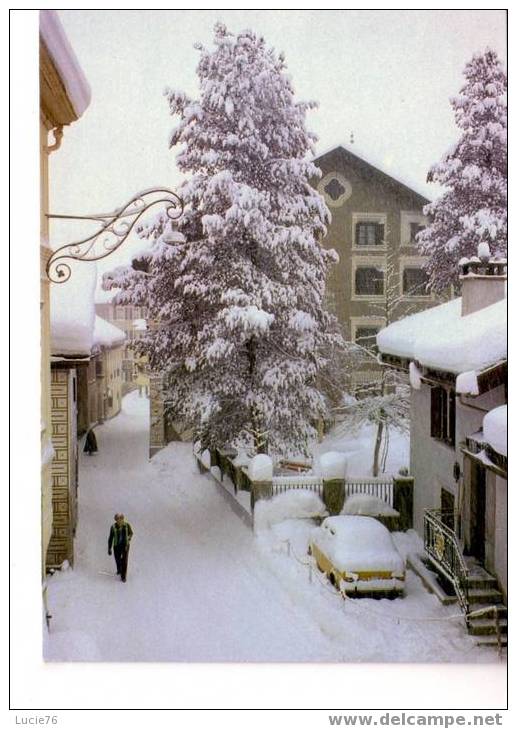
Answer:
[459,243,507,317]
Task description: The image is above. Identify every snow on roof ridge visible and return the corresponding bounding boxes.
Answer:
[93,315,126,348]
[40,10,91,118]
[312,143,431,202]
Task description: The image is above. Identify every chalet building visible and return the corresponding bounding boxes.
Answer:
[95,290,149,395]
[40,10,91,574]
[377,247,507,645]
[313,146,438,390]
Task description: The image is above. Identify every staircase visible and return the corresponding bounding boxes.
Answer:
[422,510,507,653]
[465,558,507,651]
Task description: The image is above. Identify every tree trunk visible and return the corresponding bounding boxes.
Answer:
[372,420,384,477]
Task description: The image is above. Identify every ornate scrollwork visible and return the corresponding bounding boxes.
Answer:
[46,188,184,283]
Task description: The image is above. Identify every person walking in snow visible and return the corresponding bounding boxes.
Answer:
[83,427,98,455]
[108,513,133,582]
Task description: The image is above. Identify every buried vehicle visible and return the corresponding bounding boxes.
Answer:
[309,515,405,597]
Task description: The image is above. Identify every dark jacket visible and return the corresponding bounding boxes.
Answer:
[108,522,133,551]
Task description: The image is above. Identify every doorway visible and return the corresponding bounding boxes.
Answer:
[468,462,486,562]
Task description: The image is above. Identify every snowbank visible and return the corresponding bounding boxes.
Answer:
[312,516,405,574]
[319,451,348,480]
[377,298,506,374]
[50,261,97,356]
[93,316,126,348]
[342,494,399,517]
[248,454,273,481]
[254,490,327,531]
[483,405,507,456]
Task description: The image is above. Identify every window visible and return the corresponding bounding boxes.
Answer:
[354,326,380,352]
[318,171,352,207]
[410,222,425,243]
[355,266,385,296]
[355,222,384,247]
[430,386,456,446]
[403,267,429,296]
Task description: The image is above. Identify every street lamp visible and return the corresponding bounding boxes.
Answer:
[46,187,184,283]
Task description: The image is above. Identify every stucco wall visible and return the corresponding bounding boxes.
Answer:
[314,148,434,336]
[410,386,457,536]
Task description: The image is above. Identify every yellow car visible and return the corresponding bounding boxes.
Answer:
[309,515,405,597]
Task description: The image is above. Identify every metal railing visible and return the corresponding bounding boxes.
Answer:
[424,509,470,616]
[344,477,394,506]
[271,476,323,497]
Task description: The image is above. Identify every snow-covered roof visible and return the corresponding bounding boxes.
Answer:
[40,10,91,118]
[50,262,97,356]
[93,316,126,349]
[483,405,507,456]
[313,144,431,203]
[377,297,507,374]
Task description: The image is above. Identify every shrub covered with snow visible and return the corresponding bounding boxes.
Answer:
[342,494,399,517]
[254,490,327,530]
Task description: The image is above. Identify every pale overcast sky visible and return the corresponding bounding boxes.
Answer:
[49,9,507,278]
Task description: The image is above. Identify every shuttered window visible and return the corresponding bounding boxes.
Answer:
[430,386,456,446]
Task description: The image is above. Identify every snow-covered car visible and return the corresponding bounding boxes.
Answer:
[309,515,405,597]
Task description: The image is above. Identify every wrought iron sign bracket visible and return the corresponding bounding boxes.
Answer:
[46,187,184,283]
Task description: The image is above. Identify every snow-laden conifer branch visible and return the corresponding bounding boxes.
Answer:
[417,48,507,292]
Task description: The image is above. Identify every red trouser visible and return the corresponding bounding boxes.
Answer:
[113,545,130,579]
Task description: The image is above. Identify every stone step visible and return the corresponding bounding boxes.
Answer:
[475,636,507,650]
[466,575,499,590]
[468,588,504,605]
[468,618,508,636]
[469,603,507,621]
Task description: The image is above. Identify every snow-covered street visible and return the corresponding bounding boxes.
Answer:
[45,392,501,663]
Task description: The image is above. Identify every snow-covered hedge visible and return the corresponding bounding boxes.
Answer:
[254,490,328,531]
[342,494,399,517]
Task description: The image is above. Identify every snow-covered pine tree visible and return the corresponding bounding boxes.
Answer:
[418,48,507,292]
[106,23,340,456]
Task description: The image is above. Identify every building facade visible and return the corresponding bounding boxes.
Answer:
[314,146,435,356]
[377,253,507,637]
[40,10,90,574]
[95,297,149,395]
